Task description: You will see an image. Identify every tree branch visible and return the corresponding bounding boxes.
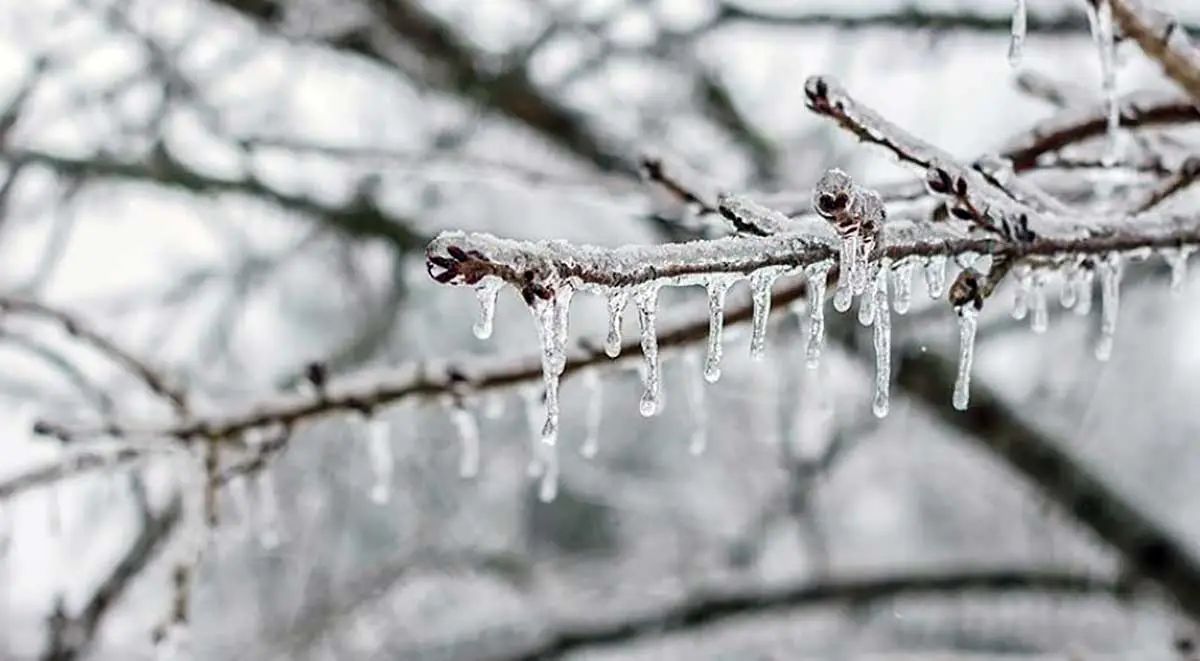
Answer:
[1107,0,1200,102]
[509,567,1126,661]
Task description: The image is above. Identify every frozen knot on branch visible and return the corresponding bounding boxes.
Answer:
[812,168,884,309]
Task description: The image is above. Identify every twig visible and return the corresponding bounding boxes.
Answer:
[1106,0,1200,102]
[41,492,182,661]
[1,297,188,416]
[1133,156,1200,213]
[508,567,1127,661]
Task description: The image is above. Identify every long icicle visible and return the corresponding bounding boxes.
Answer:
[805,262,830,370]
[953,305,980,411]
[749,271,777,361]
[634,284,662,417]
[872,261,892,418]
[704,277,733,383]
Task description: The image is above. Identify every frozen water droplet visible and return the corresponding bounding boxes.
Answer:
[872,261,892,418]
[450,403,480,478]
[580,368,603,458]
[365,417,393,504]
[604,290,627,358]
[749,270,779,360]
[634,284,662,416]
[682,350,707,455]
[704,277,734,382]
[924,255,948,299]
[472,278,502,340]
[953,305,979,411]
[806,262,830,370]
[1096,252,1122,361]
[1060,267,1079,309]
[892,261,914,315]
[1008,0,1027,66]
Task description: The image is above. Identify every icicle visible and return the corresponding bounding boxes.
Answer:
[1060,268,1079,309]
[953,305,979,411]
[1030,271,1049,333]
[472,278,502,340]
[580,368,603,458]
[450,403,480,478]
[1008,0,1027,66]
[1165,247,1193,295]
[704,278,733,382]
[604,290,627,358]
[1084,0,1120,164]
[857,266,877,327]
[521,387,544,478]
[834,233,858,312]
[872,261,892,418]
[1074,268,1095,315]
[255,471,281,549]
[749,271,777,360]
[682,350,708,455]
[1012,267,1032,319]
[892,261,914,315]
[531,287,571,451]
[805,263,829,369]
[634,284,662,417]
[1096,252,1123,361]
[364,417,393,504]
[924,255,947,299]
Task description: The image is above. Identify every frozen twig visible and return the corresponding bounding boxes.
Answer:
[2,297,188,416]
[1106,0,1200,102]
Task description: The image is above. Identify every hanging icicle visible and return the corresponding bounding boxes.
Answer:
[1096,252,1123,361]
[604,289,627,358]
[1009,0,1028,66]
[472,278,502,340]
[704,277,734,382]
[892,261,914,315]
[806,262,830,370]
[953,305,980,411]
[872,261,893,418]
[749,270,779,360]
[634,284,663,417]
[925,255,948,299]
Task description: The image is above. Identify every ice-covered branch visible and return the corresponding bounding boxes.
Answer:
[1107,0,1200,102]
[1000,91,1200,170]
[508,567,1126,661]
[426,213,1200,295]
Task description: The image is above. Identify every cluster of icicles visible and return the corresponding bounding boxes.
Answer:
[462,243,1192,503]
